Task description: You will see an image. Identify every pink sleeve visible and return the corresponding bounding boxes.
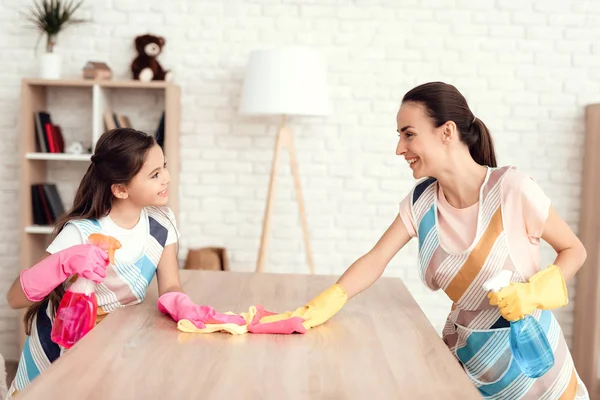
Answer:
[398,192,417,238]
[520,175,551,239]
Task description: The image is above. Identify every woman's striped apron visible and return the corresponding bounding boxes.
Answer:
[8,206,173,398]
[413,166,589,399]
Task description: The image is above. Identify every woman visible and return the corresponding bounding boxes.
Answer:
[277,82,589,399]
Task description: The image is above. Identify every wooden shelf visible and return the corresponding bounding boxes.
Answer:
[22,78,95,87]
[100,80,172,89]
[25,225,54,234]
[22,78,172,89]
[26,152,91,161]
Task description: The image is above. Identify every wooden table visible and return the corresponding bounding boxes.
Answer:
[18,270,481,399]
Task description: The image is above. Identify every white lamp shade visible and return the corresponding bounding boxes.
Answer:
[239,47,331,116]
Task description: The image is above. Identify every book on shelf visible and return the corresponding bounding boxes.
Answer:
[104,110,165,148]
[34,111,65,153]
[31,183,65,226]
[103,111,132,131]
[155,111,165,148]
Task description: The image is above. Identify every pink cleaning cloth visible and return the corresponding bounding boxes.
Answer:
[247,305,307,334]
[157,292,246,329]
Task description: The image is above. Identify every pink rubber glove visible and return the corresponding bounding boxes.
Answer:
[247,305,307,334]
[20,244,109,302]
[157,292,246,329]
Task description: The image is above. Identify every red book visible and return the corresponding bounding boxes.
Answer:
[44,122,56,153]
[53,125,65,153]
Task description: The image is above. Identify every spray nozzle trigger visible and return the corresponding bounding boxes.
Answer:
[483,270,513,293]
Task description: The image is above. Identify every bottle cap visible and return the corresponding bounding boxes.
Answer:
[483,270,513,292]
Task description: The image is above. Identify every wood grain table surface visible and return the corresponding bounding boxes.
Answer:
[18,270,481,399]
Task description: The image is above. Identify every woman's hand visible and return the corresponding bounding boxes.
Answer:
[488,265,568,321]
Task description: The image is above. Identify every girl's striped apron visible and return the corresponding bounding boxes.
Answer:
[8,206,173,398]
[413,166,589,399]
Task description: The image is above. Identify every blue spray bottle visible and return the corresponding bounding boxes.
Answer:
[483,270,554,378]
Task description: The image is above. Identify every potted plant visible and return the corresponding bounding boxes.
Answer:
[24,0,86,79]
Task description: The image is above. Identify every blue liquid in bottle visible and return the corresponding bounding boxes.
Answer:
[509,315,554,378]
[483,270,555,379]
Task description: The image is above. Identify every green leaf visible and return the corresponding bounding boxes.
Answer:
[22,0,87,37]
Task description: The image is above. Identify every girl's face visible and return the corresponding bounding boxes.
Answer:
[395,102,450,180]
[122,144,170,207]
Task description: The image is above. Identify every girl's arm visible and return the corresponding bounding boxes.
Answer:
[155,243,247,326]
[7,275,36,310]
[155,243,184,296]
[541,206,587,281]
[8,241,111,309]
[338,214,412,298]
[9,225,92,309]
[7,254,50,309]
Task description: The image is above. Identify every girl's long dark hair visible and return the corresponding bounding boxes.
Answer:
[24,128,156,335]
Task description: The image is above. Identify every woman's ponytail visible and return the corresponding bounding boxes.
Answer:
[469,117,497,168]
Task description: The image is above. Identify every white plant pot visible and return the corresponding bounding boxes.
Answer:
[40,52,62,79]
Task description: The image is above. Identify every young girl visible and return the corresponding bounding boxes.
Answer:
[6,128,241,397]
[271,82,590,399]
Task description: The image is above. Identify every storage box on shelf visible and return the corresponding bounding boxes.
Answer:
[17,78,181,349]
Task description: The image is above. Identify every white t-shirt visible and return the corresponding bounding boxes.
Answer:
[46,207,179,264]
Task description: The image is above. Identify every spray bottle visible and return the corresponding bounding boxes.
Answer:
[483,270,554,378]
[51,233,121,349]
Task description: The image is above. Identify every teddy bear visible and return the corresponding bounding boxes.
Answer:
[130,34,173,82]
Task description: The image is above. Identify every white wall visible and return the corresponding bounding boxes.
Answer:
[0,0,597,360]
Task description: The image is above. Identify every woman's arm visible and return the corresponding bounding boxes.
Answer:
[541,206,587,281]
[337,214,412,298]
[156,243,184,296]
[489,205,585,321]
[254,214,413,332]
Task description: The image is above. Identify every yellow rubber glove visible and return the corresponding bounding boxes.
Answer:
[488,265,568,322]
[259,283,348,330]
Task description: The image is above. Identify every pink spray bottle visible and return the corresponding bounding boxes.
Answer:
[51,233,121,349]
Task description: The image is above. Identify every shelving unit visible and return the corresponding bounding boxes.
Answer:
[17,78,181,349]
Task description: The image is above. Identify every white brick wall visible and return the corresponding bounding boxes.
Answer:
[0,0,596,361]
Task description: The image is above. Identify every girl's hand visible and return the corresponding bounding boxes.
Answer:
[60,244,110,283]
[157,292,246,328]
[20,244,109,302]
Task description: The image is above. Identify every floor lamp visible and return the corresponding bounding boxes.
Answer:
[238,47,331,274]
